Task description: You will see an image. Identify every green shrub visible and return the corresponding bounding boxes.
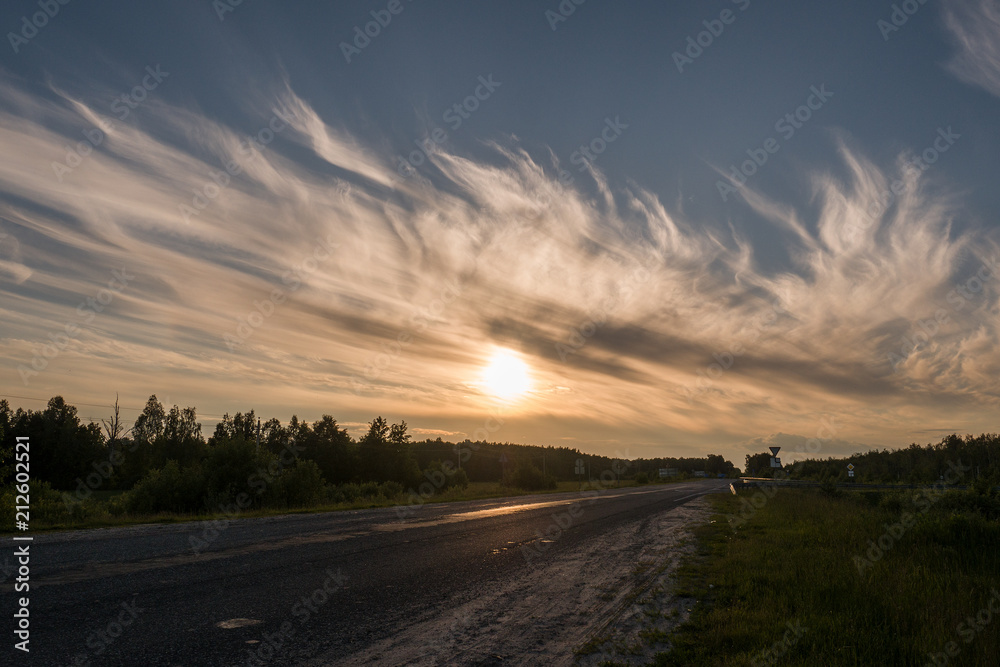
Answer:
[273,460,325,507]
[379,481,404,499]
[124,461,206,514]
[2,480,77,526]
[421,461,469,493]
[203,438,275,503]
[635,472,649,484]
[933,489,1000,520]
[450,468,469,490]
[511,462,557,491]
[323,480,400,505]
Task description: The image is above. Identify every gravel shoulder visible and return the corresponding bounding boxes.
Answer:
[332,495,712,666]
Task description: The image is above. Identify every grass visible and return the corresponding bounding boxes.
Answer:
[4,476,699,533]
[654,488,1000,666]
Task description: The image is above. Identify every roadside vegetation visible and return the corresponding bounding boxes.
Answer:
[746,433,1000,484]
[1,395,723,531]
[652,486,1000,666]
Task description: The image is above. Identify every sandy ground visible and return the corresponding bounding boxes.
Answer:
[332,495,711,666]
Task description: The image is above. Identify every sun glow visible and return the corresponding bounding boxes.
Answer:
[481,349,532,400]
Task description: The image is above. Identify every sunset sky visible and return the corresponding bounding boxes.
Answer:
[1,0,998,465]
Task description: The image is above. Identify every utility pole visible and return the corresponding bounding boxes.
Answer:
[255,418,261,450]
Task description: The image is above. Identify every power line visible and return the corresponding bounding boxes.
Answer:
[0,393,229,418]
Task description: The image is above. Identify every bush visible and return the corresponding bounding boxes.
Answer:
[421,461,469,493]
[124,461,206,514]
[933,489,1000,520]
[635,472,649,484]
[324,480,404,505]
[203,437,275,504]
[273,460,325,507]
[379,481,404,499]
[511,462,557,491]
[450,468,469,490]
[2,480,77,526]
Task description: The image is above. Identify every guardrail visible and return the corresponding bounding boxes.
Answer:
[729,477,981,494]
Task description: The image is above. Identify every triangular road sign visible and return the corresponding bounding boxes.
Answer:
[769,446,781,457]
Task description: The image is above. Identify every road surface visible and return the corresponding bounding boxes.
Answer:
[9,479,728,666]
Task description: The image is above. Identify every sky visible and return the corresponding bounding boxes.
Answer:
[1,0,999,466]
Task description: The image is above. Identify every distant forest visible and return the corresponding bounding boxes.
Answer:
[0,395,737,515]
[747,433,1000,486]
[5,396,994,519]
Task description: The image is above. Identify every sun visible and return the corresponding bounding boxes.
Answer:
[481,349,532,400]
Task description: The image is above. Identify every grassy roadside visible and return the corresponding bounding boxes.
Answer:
[3,477,699,533]
[651,488,1000,666]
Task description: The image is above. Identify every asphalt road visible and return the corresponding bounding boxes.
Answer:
[9,479,728,666]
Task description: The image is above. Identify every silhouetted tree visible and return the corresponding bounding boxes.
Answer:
[745,452,773,477]
[303,415,356,484]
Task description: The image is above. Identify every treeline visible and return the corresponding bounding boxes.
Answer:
[746,433,1000,485]
[0,396,737,518]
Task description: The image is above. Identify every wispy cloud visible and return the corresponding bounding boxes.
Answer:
[0,69,997,457]
[943,0,1000,98]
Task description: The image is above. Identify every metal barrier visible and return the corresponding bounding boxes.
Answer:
[729,477,980,494]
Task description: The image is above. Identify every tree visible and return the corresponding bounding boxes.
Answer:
[133,395,165,445]
[0,400,11,487]
[28,396,105,489]
[102,394,130,460]
[745,452,773,477]
[159,405,205,468]
[359,417,418,485]
[209,410,257,445]
[302,416,355,484]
